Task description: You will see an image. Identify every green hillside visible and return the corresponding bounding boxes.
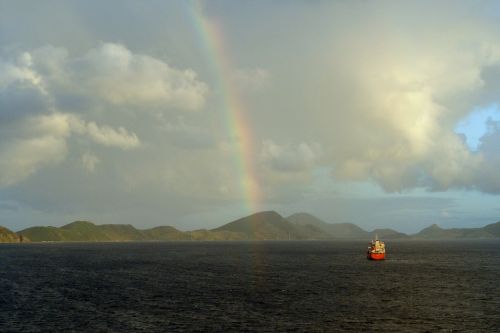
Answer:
[12,213,500,242]
[413,223,497,239]
[21,221,143,242]
[287,212,371,239]
[212,211,325,240]
[141,226,189,240]
[19,221,244,242]
[0,226,26,243]
[370,228,409,240]
[483,221,500,237]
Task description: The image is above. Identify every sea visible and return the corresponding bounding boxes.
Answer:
[0,240,499,332]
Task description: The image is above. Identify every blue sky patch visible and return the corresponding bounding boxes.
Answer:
[455,104,500,151]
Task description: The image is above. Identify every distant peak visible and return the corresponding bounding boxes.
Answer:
[249,211,283,218]
[288,212,313,217]
[61,220,96,229]
[419,224,443,233]
[69,220,95,225]
[287,212,318,219]
[0,226,15,233]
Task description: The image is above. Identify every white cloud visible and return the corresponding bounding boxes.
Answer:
[300,9,500,193]
[0,43,196,187]
[0,136,67,186]
[69,117,140,150]
[0,115,69,186]
[0,52,50,122]
[31,43,208,111]
[0,112,140,186]
[260,140,321,173]
[0,52,43,89]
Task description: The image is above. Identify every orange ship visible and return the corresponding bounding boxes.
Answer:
[367,236,385,260]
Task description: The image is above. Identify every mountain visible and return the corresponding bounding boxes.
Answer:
[60,221,146,241]
[18,226,71,242]
[212,211,326,240]
[285,213,500,240]
[483,221,500,237]
[286,212,328,229]
[370,228,409,240]
[413,223,497,239]
[414,224,459,239]
[13,212,500,242]
[287,212,371,239]
[186,229,246,241]
[0,226,27,243]
[21,221,143,242]
[141,226,188,240]
[19,221,244,242]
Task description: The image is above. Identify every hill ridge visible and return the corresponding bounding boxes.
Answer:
[0,226,26,243]
[6,212,500,242]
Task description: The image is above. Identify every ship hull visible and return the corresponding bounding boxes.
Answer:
[367,252,385,260]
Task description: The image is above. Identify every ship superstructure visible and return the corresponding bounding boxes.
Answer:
[367,236,385,260]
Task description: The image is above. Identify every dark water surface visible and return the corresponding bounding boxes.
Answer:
[0,240,499,332]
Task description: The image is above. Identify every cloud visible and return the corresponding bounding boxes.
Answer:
[231,67,270,93]
[162,119,215,149]
[31,43,208,111]
[0,42,210,187]
[252,140,324,202]
[473,119,500,193]
[3,1,500,231]
[260,140,321,173]
[81,152,100,173]
[1,43,208,117]
[0,52,43,88]
[0,112,140,187]
[0,52,50,122]
[0,114,69,186]
[197,1,500,196]
[281,3,500,194]
[0,136,67,186]
[69,117,140,150]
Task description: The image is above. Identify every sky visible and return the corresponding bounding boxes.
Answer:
[1,0,500,233]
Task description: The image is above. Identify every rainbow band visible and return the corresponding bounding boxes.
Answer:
[186,1,262,214]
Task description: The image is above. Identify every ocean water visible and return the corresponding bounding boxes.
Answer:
[0,240,499,332]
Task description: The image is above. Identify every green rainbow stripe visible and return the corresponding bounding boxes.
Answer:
[186,1,262,214]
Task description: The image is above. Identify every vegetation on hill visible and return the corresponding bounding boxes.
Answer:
[483,221,500,237]
[7,212,500,243]
[370,228,409,240]
[0,226,27,243]
[287,212,370,239]
[213,211,327,240]
[18,221,244,242]
[412,223,496,239]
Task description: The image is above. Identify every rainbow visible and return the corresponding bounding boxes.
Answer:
[185,1,262,214]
